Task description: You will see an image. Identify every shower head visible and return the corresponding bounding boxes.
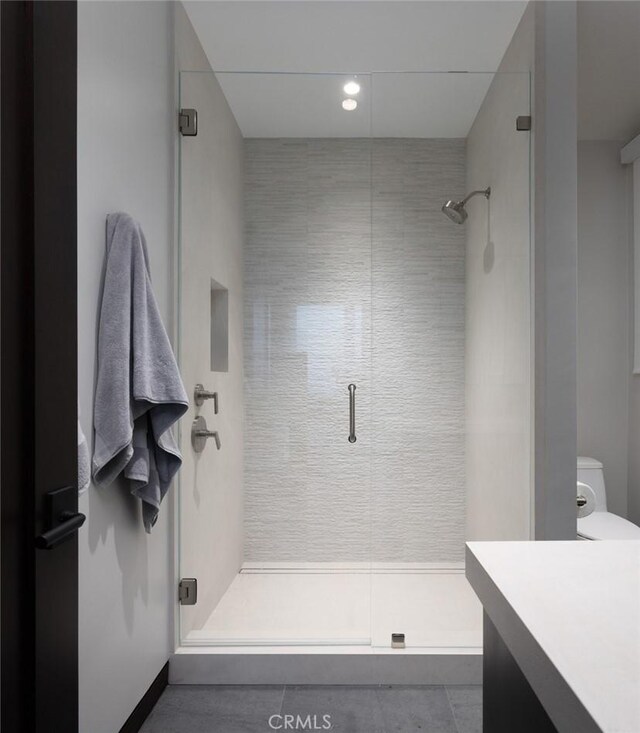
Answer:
[442,199,468,224]
[441,187,491,224]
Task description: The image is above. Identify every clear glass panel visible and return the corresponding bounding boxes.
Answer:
[177,69,531,653]
[369,72,531,650]
[178,72,373,646]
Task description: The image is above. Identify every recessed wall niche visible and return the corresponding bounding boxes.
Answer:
[210,278,229,372]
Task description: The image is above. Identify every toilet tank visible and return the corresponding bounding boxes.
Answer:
[577,456,607,511]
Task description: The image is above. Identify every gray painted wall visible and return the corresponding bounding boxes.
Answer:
[629,365,640,525]
[577,141,632,518]
[534,0,578,540]
[78,3,174,731]
[243,138,466,562]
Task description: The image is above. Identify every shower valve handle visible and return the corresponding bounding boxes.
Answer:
[195,429,221,448]
[191,416,221,452]
[194,384,218,412]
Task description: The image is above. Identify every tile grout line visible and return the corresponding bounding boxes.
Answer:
[278,684,287,717]
[374,686,390,733]
[444,686,462,733]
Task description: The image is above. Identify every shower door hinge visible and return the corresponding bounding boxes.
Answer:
[179,578,198,605]
[179,108,198,136]
[516,115,532,131]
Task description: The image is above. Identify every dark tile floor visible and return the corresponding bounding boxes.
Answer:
[139,685,482,733]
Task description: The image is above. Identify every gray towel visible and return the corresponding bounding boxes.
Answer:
[92,213,188,532]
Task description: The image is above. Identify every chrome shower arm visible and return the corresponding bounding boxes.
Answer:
[462,187,491,205]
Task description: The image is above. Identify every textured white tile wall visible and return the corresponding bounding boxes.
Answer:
[244,139,466,562]
[371,139,466,562]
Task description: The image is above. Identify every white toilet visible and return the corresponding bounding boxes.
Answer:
[577,456,640,540]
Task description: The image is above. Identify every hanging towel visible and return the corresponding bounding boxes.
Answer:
[92,213,188,532]
[78,417,91,495]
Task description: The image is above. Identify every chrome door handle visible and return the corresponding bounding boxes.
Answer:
[348,383,357,443]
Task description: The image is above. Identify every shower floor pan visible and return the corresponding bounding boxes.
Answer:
[171,564,482,685]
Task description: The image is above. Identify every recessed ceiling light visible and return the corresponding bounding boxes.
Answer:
[343,80,361,96]
[342,98,358,112]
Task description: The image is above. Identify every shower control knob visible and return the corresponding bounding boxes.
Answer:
[194,383,218,412]
[191,415,221,453]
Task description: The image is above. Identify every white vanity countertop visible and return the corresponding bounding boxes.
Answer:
[466,540,640,733]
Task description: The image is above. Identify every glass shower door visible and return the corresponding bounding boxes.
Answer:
[177,71,373,646]
[369,71,532,650]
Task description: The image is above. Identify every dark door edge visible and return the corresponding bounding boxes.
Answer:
[119,661,170,733]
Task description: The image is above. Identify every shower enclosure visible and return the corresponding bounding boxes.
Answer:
[176,70,531,662]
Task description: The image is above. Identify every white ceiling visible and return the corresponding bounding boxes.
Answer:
[578,1,640,142]
[215,72,495,138]
[184,1,528,137]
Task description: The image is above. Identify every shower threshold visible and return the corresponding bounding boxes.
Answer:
[171,564,482,685]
